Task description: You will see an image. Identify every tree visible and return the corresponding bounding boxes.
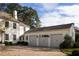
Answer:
[0,3,41,28]
[18,7,41,28]
[6,3,41,28]
[6,3,21,16]
[60,34,74,49]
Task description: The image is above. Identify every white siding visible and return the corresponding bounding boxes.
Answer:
[4,21,18,43]
[0,17,29,43]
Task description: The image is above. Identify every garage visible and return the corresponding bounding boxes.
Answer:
[25,23,75,48]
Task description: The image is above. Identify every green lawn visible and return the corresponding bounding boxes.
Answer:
[61,48,79,55]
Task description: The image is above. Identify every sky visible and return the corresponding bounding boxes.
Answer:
[20,3,79,27]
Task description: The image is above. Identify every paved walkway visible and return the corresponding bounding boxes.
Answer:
[0,46,66,56]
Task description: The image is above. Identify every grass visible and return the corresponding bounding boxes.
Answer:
[61,48,79,55]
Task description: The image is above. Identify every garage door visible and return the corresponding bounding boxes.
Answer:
[29,35,37,46]
[50,34,64,48]
[28,34,64,48]
[39,35,49,47]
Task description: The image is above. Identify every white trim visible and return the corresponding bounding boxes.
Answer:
[28,35,30,46]
[48,35,51,47]
[24,34,26,41]
[2,33,4,43]
[36,35,39,47]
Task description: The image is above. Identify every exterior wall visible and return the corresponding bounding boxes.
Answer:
[0,32,4,43]
[0,17,29,43]
[19,26,25,36]
[4,21,19,43]
[0,19,5,30]
[19,25,30,41]
[0,19,5,43]
[25,28,72,42]
[3,20,30,43]
[69,24,75,41]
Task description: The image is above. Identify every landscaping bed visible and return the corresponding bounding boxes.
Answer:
[4,41,28,46]
[61,48,79,56]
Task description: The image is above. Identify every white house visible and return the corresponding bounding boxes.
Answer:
[0,10,30,43]
[24,23,75,48]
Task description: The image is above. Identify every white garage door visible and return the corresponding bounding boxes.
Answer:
[39,35,49,47]
[50,34,64,48]
[28,34,64,48]
[29,35,37,46]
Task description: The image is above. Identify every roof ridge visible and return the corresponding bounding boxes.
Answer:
[26,23,74,33]
[40,23,74,28]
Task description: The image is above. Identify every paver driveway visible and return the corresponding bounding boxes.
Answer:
[0,46,66,56]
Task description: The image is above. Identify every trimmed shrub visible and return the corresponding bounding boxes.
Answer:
[16,41,21,45]
[4,41,13,46]
[23,41,28,45]
[60,34,74,49]
[0,41,2,44]
[16,41,28,46]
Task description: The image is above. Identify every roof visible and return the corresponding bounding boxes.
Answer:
[18,21,28,27]
[0,11,18,22]
[0,27,5,32]
[75,27,79,32]
[0,11,29,27]
[25,23,74,33]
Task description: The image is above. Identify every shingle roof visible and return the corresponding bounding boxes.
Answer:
[0,11,17,22]
[25,23,74,33]
[0,11,29,26]
[75,27,79,32]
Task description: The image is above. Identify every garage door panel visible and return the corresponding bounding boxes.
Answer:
[29,35,37,46]
[39,37,48,47]
[50,35,54,48]
[50,34,64,48]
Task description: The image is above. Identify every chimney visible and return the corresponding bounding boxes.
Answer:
[13,10,18,20]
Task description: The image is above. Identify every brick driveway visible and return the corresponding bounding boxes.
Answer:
[0,46,66,56]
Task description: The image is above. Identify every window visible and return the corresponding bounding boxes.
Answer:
[22,36,24,40]
[13,23,16,29]
[42,35,49,37]
[19,37,21,40]
[13,35,16,40]
[24,27,26,31]
[5,21,9,27]
[26,36,28,40]
[5,34,9,40]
